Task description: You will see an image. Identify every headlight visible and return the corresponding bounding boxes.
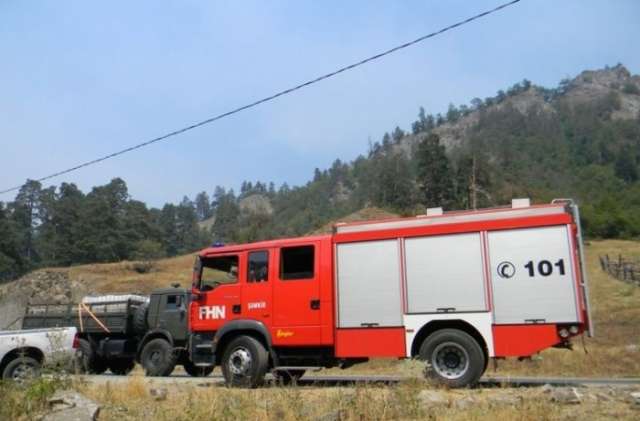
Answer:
[558,328,570,338]
[569,325,579,335]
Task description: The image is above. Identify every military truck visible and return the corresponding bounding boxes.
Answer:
[22,285,209,377]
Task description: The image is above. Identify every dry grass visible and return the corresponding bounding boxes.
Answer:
[78,375,639,421]
[309,207,400,235]
[46,254,197,294]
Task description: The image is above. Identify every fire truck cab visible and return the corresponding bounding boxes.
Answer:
[188,199,592,387]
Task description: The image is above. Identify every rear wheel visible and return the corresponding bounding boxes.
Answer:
[419,329,485,388]
[221,335,269,388]
[183,360,214,377]
[273,369,305,386]
[108,358,136,375]
[2,356,41,381]
[140,338,177,377]
[77,339,107,374]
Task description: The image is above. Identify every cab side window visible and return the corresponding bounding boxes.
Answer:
[200,255,239,291]
[166,295,182,310]
[248,251,269,283]
[280,245,315,280]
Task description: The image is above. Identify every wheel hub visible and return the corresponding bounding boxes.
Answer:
[12,362,34,381]
[432,342,469,380]
[150,350,162,365]
[228,347,252,375]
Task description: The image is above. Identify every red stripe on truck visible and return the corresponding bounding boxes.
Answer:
[335,327,406,358]
[492,324,560,357]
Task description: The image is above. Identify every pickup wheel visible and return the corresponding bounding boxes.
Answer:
[273,369,305,386]
[220,335,269,388]
[108,358,136,375]
[2,356,41,381]
[183,360,214,377]
[419,329,485,388]
[141,339,177,377]
[77,339,107,374]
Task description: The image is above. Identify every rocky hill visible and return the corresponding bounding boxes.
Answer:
[396,64,640,155]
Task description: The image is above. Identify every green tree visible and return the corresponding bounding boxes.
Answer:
[75,178,129,262]
[194,191,212,221]
[614,148,638,182]
[415,134,454,208]
[10,180,44,266]
[212,189,239,242]
[48,183,85,265]
[0,202,23,281]
[392,126,405,143]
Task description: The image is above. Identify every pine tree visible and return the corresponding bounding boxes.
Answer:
[415,134,454,208]
[10,180,44,267]
[392,126,405,143]
[212,189,239,242]
[0,202,23,281]
[194,191,212,221]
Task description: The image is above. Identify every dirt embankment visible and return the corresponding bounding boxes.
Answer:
[0,270,86,329]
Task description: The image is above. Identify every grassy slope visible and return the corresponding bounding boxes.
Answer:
[34,239,640,377]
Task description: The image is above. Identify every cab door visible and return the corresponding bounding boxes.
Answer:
[241,249,273,326]
[190,253,242,332]
[158,293,188,341]
[272,243,322,345]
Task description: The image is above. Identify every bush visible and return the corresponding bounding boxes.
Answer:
[130,261,154,274]
[622,82,640,95]
[131,240,166,261]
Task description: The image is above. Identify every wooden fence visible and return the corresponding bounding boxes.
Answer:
[599,254,640,286]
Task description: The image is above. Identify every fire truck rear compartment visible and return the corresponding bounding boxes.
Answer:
[333,205,584,361]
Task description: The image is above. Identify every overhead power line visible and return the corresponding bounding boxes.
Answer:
[0,0,522,195]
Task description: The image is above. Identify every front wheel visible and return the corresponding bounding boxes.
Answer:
[140,339,177,377]
[419,329,485,388]
[220,335,269,388]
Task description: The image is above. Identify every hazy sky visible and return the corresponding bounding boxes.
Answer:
[1,0,639,207]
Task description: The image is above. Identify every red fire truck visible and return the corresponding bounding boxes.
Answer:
[187,199,592,387]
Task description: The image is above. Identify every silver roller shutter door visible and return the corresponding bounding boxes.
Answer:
[405,233,487,313]
[337,240,402,327]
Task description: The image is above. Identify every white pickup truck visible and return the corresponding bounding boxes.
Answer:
[0,327,78,380]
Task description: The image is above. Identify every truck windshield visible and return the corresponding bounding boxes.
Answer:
[199,255,239,291]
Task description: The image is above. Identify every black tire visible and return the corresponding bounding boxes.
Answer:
[2,356,41,381]
[183,360,214,377]
[77,339,107,374]
[108,358,136,375]
[133,302,149,335]
[220,335,269,388]
[419,329,485,388]
[273,369,305,386]
[140,338,177,377]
